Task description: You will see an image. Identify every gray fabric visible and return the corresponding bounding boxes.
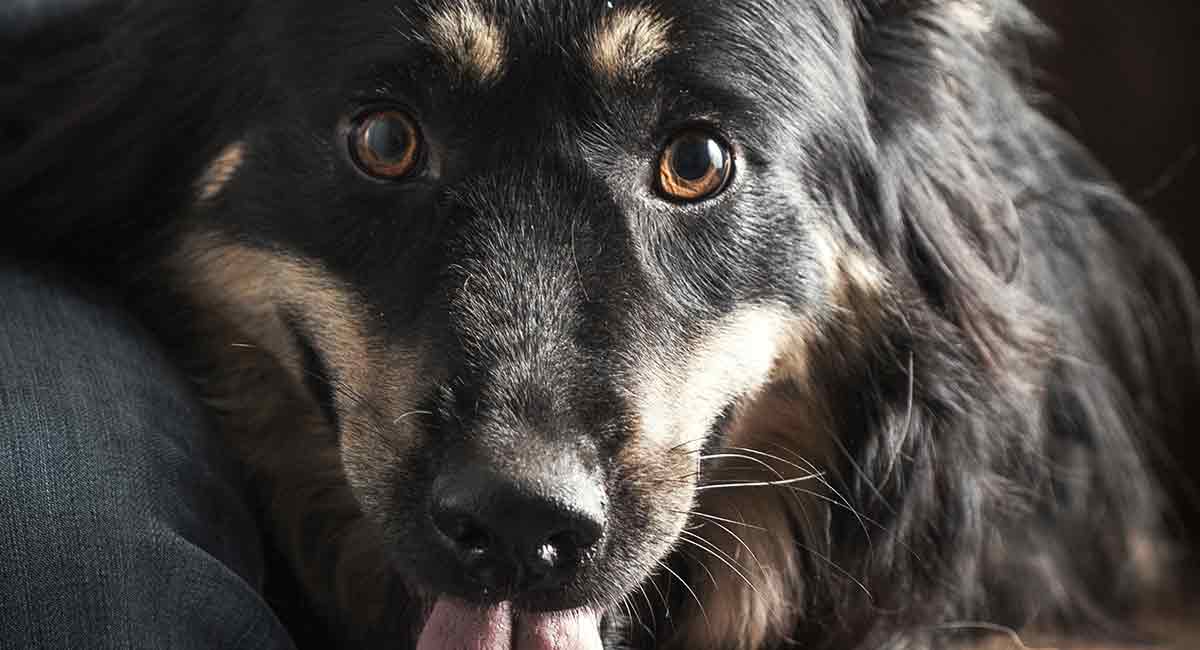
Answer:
[0,0,104,34]
[0,264,296,650]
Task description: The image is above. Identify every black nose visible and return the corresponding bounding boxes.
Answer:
[430,466,606,595]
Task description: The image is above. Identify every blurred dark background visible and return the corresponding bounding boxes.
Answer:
[1028,0,1200,536]
[1030,1,1199,271]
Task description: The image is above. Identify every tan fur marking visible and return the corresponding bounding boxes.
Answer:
[843,253,886,295]
[196,142,246,201]
[812,228,887,309]
[674,488,811,650]
[664,312,838,650]
[633,307,805,454]
[427,1,507,85]
[589,6,672,83]
[674,408,838,649]
[667,233,892,649]
[167,231,431,446]
[168,231,370,388]
[165,230,432,636]
[629,306,832,650]
[631,238,886,648]
[627,231,887,649]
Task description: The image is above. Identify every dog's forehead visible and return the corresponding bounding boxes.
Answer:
[410,0,678,86]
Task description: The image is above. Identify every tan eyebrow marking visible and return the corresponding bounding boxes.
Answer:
[589,5,673,83]
[426,1,507,85]
[196,141,246,201]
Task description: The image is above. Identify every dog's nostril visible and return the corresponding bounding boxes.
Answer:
[450,519,491,553]
[545,528,595,563]
[525,524,603,589]
[433,509,493,554]
[554,518,601,550]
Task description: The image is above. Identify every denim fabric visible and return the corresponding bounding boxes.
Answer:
[0,0,105,36]
[0,264,296,650]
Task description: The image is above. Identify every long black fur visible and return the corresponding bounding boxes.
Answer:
[3,1,1198,649]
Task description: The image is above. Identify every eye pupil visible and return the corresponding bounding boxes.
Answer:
[672,137,721,181]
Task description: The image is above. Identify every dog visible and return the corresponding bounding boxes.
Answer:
[4,0,1198,648]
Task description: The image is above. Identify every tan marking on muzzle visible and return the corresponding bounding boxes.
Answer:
[166,231,430,452]
[164,229,435,634]
[168,230,373,386]
[589,5,672,83]
[427,1,507,85]
[196,142,246,201]
[632,307,843,649]
[676,336,838,650]
[632,307,813,454]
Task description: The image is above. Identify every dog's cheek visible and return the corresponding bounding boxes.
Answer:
[169,228,441,521]
[605,435,696,590]
[338,414,422,526]
[627,306,812,455]
[612,231,891,647]
[336,346,439,509]
[602,308,811,594]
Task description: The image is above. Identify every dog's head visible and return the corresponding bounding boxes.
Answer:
[172,0,1040,647]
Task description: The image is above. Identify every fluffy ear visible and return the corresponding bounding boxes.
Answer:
[859,0,1042,42]
[0,1,262,269]
[846,1,1175,629]
[853,0,1052,368]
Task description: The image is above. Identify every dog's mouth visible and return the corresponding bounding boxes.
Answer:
[417,598,603,650]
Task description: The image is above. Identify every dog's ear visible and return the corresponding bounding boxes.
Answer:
[853,0,1049,367]
[858,0,1039,41]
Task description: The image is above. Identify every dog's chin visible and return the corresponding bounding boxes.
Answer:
[415,598,604,650]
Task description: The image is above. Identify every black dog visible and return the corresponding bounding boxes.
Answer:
[4,1,1197,648]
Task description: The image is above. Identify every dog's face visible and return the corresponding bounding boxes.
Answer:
[180,0,876,645]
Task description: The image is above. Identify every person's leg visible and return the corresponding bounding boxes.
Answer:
[0,263,296,649]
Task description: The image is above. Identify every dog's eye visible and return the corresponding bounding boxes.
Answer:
[657,131,732,202]
[350,109,423,179]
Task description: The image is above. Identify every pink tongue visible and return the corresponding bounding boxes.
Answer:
[417,598,603,650]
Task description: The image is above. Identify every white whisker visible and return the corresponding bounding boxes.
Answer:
[750,442,874,543]
[677,548,720,589]
[794,538,872,600]
[680,530,761,599]
[695,473,824,491]
[645,574,671,614]
[698,452,783,475]
[688,510,767,531]
[717,446,815,475]
[932,622,1032,648]
[656,559,709,627]
[695,518,768,578]
[392,410,433,425]
[635,583,656,630]
[620,595,652,638]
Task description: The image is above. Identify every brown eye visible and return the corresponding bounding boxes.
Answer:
[657,131,732,201]
[350,109,423,179]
